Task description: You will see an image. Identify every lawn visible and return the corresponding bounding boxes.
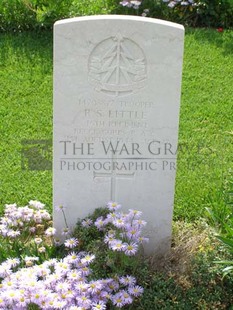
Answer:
[175,28,233,221]
[0,31,53,209]
[0,28,232,219]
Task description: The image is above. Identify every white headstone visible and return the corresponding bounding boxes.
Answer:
[53,15,184,256]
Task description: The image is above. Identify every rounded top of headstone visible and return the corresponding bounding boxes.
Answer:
[54,15,184,32]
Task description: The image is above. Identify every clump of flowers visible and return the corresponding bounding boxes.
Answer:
[0,200,147,309]
[0,200,54,260]
[119,0,142,9]
[162,0,200,26]
[0,252,143,309]
[73,202,149,282]
[93,201,149,256]
[119,0,150,17]
[163,0,196,9]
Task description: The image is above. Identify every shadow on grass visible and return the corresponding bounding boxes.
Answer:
[0,30,53,69]
[186,28,233,56]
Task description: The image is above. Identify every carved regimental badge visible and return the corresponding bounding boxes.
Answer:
[88,34,147,97]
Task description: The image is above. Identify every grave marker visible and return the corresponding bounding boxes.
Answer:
[53,15,184,255]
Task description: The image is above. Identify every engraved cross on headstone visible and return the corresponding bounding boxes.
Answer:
[93,153,135,201]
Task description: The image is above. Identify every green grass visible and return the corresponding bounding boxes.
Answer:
[137,254,233,309]
[175,28,233,220]
[0,32,53,209]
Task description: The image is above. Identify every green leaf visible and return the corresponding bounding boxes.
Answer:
[214,260,233,265]
[223,265,233,274]
[216,235,233,248]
